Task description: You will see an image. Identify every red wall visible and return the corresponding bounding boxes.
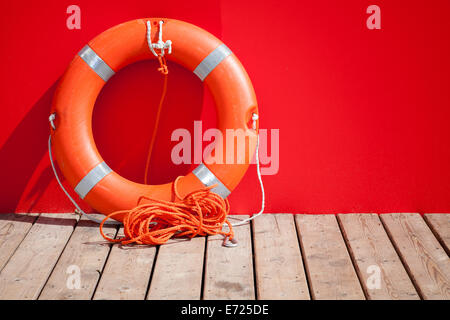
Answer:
[1,0,449,214]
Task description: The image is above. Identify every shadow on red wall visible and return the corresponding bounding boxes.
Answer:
[93,59,204,185]
[0,83,57,212]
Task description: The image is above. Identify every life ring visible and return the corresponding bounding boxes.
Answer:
[50,18,258,222]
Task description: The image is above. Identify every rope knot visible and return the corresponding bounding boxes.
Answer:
[157,55,168,75]
[147,20,172,75]
[146,20,172,57]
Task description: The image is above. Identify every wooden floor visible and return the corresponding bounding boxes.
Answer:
[0,213,449,300]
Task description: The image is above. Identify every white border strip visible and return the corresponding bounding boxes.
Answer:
[192,164,231,199]
[193,44,232,81]
[75,162,112,199]
[78,45,115,82]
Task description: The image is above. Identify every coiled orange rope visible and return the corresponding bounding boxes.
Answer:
[99,55,234,245]
[99,177,234,245]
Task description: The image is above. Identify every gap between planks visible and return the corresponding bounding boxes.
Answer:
[380,213,450,299]
[39,215,118,300]
[0,213,38,272]
[295,214,365,300]
[93,227,157,300]
[203,215,255,300]
[0,214,78,300]
[337,214,419,300]
[147,237,205,300]
[253,214,310,300]
[423,214,450,256]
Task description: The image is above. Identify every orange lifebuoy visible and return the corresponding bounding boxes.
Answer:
[50,18,258,222]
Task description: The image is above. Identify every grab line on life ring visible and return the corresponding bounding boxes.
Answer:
[48,18,265,244]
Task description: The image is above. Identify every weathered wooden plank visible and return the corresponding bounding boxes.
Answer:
[253,214,309,300]
[423,214,450,255]
[39,215,117,300]
[295,214,365,300]
[338,214,419,300]
[147,237,205,300]
[0,213,38,272]
[380,213,450,299]
[203,215,255,300]
[0,213,78,300]
[93,227,156,300]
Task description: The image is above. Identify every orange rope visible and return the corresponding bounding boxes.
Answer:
[144,55,169,184]
[100,55,234,246]
[99,177,234,245]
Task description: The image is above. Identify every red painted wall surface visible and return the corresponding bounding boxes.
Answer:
[1,0,449,214]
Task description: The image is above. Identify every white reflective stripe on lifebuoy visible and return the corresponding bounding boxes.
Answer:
[193,44,232,81]
[78,45,115,82]
[75,162,112,199]
[192,164,231,198]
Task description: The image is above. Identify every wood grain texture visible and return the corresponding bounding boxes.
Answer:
[203,215,255,300]
[0,213,38,272]
[0,214,77,300]
[338,214,419,300]
[253,214,309,300]
[380,213,450,299]
[1,212,448,300]
[424,214,450,255]
[295,214,365,300]
[93,227,156,300]
[39,216,117,300]
[147,237,205,300]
